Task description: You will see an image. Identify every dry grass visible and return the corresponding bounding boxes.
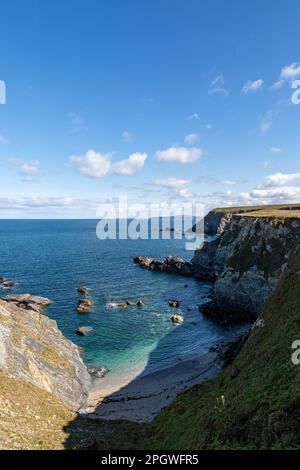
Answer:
[212,204,300,219]
[0,372,74,450]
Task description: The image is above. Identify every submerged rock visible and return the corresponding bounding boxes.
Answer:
[2,281,15,289]
[76,326,92,336]
[88,366,110,381]
[171,314,184,324]
[77,299,92,313]
[77,286,89,295]
[126,300,137,306]
[169,300,180,308]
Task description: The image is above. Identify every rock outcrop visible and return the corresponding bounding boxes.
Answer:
[196,214,300,322]
[77,298,92,313]
[134,255,194,277]
[0,294,91,410]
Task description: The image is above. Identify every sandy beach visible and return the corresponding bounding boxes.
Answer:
[86,350,222,423]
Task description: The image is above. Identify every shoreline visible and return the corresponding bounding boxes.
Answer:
[85,328,249,423]
[86,351,221,423]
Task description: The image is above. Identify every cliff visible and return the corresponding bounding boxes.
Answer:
[193,206,300,322]
[134,204,300,323]
[191,203,300,235]
[0,294,91,411]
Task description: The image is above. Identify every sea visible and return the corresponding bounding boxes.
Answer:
[0,219,244,380]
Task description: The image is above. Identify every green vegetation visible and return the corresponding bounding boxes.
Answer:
[0,372,74,450]
[39,347,70,369]
[90,249,300,450]
[212,203,300,219]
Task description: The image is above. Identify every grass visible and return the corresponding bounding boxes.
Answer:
[212,203,300,215]
[0,372,75,450]
[39,347,70,369]
[88,248,300,450]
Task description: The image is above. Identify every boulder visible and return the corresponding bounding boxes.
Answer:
[76,326,92,336]
[171,315,184,324]
[136,300,144,307]
[126,300,137,306]
[76,299,92,313]
[134,255,194,277]
[3,294,52,313]
[2,281,15,289]
[118,303,128,309]
[77,286,89,295]
[88,366,110,381]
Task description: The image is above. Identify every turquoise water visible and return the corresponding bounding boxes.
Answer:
[0,220,241,377]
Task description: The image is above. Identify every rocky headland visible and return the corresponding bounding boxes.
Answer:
[0,294,91,411]
[135,204,300,323]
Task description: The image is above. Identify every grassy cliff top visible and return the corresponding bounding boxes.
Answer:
[212,203,300,218]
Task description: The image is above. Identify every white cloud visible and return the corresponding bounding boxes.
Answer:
[70,150,112,177]
[70,149,147,177]
[208,87,229,98]
[121,131,134,142]
[258,161,270,168]
[272,62,300,89]
[209,74,228,97]
[9,158,39,181]
[156,146,203,164]
[187,113,200,121]
[211,74,224,86]
[176,188,193,199]
[250,186,300,200]
[222,179,238,186]
[0,134,8,144]
[280,62,300,79]
[205,123,213,130]
[111,152,147,175]
[242,79,264,94]
[184,133,199,145]
[0,196,73,210]
[153,178,189,188]
[264,172,300,187]
[270,147,282,154]
[260,109,275,133]
[67,112,88,134]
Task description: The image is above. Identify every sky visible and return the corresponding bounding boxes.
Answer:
[0,0,300,218]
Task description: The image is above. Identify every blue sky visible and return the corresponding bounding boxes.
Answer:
[0,0,300,218]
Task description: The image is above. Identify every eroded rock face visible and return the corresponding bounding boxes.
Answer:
[134,256,194,277]
[198,216,300,322]
[0,295,91,410]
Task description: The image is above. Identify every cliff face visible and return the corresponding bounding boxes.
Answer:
[193,211,300,322]
[0,294,91,411]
